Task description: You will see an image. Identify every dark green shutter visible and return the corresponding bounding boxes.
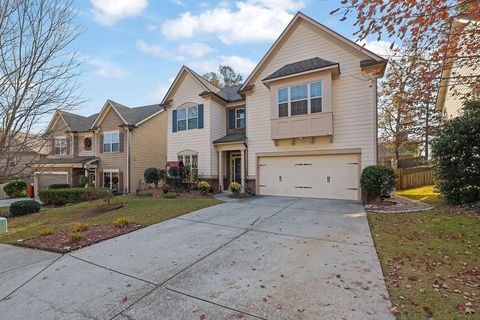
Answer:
[229,109,236,129]
[198,104,204,129]
[172,110,177,132]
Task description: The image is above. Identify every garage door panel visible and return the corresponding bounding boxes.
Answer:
[38,174,68,192]
[258,154,359,201]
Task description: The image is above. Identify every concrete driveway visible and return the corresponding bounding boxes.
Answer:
[0,196,393,320]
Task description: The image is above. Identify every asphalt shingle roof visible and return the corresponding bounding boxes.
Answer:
[60,112,98,132]
[186,66,244,102]
[213,133,247,144]
[32,156,98,165]
[263,57,339,81]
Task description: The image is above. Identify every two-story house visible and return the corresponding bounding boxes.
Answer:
[31,100,167,196]
[163,12,386,201]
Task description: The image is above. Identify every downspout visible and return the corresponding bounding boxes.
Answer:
[126,129,131,194]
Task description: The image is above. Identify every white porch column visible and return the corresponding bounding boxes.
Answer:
[240,148,245,192]
[218,150,223,191]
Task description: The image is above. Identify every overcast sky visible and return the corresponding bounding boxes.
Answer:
[67,0,392,120]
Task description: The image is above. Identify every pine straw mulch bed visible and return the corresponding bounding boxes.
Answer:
[19,223,143,253]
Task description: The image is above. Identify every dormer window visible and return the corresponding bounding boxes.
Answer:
[277,81,323,117]
[54,137,67,155]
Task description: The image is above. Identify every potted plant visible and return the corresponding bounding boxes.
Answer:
[229,182,241,198]
[197,181,210,195]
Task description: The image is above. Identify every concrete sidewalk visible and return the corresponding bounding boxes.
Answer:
[0,196,394,319]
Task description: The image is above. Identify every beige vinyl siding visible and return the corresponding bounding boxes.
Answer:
[209,98,226,176]
[77,133,95,157]
[246,20,376,178]
[96,107,127,189]
[167,72,214,177]
[130,110,167,188]
[443,62,479,119]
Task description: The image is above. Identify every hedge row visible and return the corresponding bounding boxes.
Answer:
[48,184,70,189]
[39,188,108,205]
[10,200,41,216]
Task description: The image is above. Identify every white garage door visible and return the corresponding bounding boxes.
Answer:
[258,154,359,200]
[37,173,68,192]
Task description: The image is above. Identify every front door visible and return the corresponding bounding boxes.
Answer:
[230,155,241,183]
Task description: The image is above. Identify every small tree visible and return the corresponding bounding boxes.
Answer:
[432,100,480,204]
[144,168,160,188]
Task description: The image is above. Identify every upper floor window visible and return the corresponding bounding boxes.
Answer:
[103,132,119,153]
[54,137,67,155]
[235,108,245,129]
[277,81,323,117]
[177,105,198,131]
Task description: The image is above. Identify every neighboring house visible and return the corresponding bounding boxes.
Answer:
[31,100,166,196]
[162,12,386,201]
[436,16,480,119]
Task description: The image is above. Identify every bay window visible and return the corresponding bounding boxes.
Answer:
[277,81,323,117]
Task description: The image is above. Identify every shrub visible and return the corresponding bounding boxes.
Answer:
[198,181,210,194]
[3,181,27,198]
[144,167,161,187]
[39,228,54,236]
[69,231,84,242]
[10,200,41,216]
[73,223,89,232]
[137,191,153,197]
[360,165,396,202]
[432,100,480,204]
[229,182,241,192]
[39,188,106,205]
[113,217,129,228]
[79,175,89,187]
[48,184,70,190]
[164,192,177,199]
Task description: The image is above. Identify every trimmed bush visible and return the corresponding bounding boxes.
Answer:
[360,165,396,202]
[432,100,480,204]
[3,181,27,198]
[229,182,241,192]
[39,188,106,205]
[48,184,70,190]
[10,200,41,216]
[198,181,210,194]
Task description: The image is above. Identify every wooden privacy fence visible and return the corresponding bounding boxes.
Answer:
[395,166,434,190]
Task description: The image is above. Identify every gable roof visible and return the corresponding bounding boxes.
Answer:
[91,100,164,129]
[240,11,386,91]
[162,66,244,104]
[60,112,98,132]
[263,57,339,81]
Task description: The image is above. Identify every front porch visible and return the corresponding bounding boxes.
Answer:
[213,133,247,192]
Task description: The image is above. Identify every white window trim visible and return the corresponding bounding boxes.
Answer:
[277,80,323,118]
[103,130,120,153]
[103,169,120,191]
[235,108,245,129]
[54,136,68,155]
[177,153,199,176]
[176,105,198,132]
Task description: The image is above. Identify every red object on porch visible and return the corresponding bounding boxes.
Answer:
[28,183,34,199]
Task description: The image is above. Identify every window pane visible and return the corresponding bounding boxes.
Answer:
[310,82,322,97]
[188,106,197,118]
[311,97,322,113]
[278,103,288,117]
[178,155,183,162]
[178,119,186,131]
[184,155,191,166]
[290,84,307,100]
[236,108,245,119]
[177,109,186,120]
[111,172,119,191]
[104,173,111,188]
[188,118,198,129]
[236,118,245,128]
[111,133,119,143]
[104,143,111,152]
[112,142,119,152]
[291,100,307,116]
[277,88,288,103]
[104,134,112,143]
[191,155,198,168]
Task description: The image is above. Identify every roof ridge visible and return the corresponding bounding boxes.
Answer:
[184,65,224,91]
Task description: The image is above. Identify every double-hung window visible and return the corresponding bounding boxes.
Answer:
[177,105,198,131]
[103,170,119,191]
[277,81,323,117]
[103,132,119,153]
[236,108,245,128]
[178,154,198,177]
[54,138,67,155]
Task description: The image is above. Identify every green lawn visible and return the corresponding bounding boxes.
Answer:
[0,196,221,244]
[368,186,479,319]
